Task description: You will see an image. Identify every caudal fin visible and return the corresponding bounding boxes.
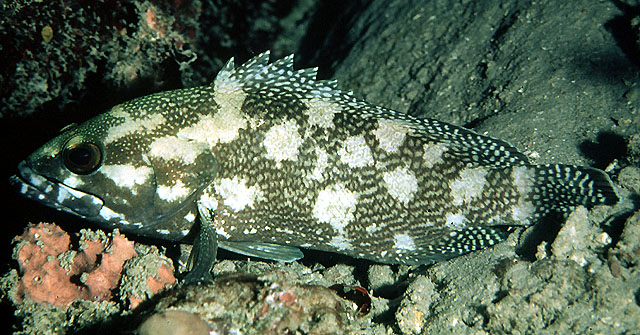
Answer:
[530,164,620,215]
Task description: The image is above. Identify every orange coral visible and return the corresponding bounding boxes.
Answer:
[14,223,137,307]
[126,258,177,309]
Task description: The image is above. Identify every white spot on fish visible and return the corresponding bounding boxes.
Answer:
[382,166,418,204]
[56,189,71,203]
[312,183,358,234]
[328,235,352,251]
[178,108,247,148]
[307,147,329,181]
[511,201,535,222]
[304,99,340,129]
[100,164,152,192]
[449,167,489,206]
[511,166,535,222]
[445,212,467,229]
[149,136,206,164]
[422,143,448,168]
[393,233,416,250]
[184,212,196,222]
[365,223,380,234]
[65,187,91,200]
[99,206,125,221]
[157,180,191,202]
[214,177,264,212]
[275,227,295,235]
[512,166,533,196]
[27,173,46,188]
[374,119,407,153]
[262,119,304,164]
[216,226,231,239]
[198,189,218,211]
[339,135,374,168]
[63,175,84,188]
[105,107,165,144]
[243,227,258,234]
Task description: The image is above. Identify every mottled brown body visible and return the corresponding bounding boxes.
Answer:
[202,94,525,264]
[11,51,619,268]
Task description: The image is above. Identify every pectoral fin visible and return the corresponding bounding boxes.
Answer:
[183,202,218,285]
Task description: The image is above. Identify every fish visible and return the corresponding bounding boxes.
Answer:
[10,51,620,283]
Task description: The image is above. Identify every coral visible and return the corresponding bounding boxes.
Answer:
[0,0,314,118]
[135,272,355,334]
[12,222,137,307]
[119,246,177,309]
[0,0,201,117]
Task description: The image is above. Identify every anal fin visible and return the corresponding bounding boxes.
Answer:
[219,241,304,262]
[405,226,511,265]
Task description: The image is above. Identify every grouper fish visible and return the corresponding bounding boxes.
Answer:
[10,51,620,282]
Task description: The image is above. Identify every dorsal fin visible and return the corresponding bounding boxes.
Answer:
[212,50,351,101]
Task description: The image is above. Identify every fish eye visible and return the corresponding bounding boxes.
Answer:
[63,142,102,175]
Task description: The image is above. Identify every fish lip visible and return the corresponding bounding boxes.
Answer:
[10,161,104,218]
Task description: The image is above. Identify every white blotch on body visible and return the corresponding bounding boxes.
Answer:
[511,166,535,222]
[198,189,218,211]
[445,212,467,229]
[307,147,329,181]
[327,235,353,251]
[243,227,258,234]
[422,143,448,168]
[157,180,191,202]
[56,188,72,204]
[99,206,125,221]
[63,175,84,188]
[216,227,231,239]
[382,166,418,204]
[512,166,533,196]
[275,227,295,235]
[178,109,247,147]
[184,212,196,222]
[449,167,489,206]
[149,136,206,164]
[100,164,152,192]
[215,177,264,212]
[312,183,358,233]
[374,119,408,153]
[262,119,304,163]
[304,99,341,129]
[365,223,380,234]
[339,135,374,168]
[393,233,416,250]
[511,201,535,222]
[104,107,165,144]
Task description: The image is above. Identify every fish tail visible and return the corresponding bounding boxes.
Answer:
[528,164,620,214]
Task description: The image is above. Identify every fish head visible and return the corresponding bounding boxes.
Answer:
[11,95,219,237]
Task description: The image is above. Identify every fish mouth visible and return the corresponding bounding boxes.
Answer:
[9,161,104,218]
